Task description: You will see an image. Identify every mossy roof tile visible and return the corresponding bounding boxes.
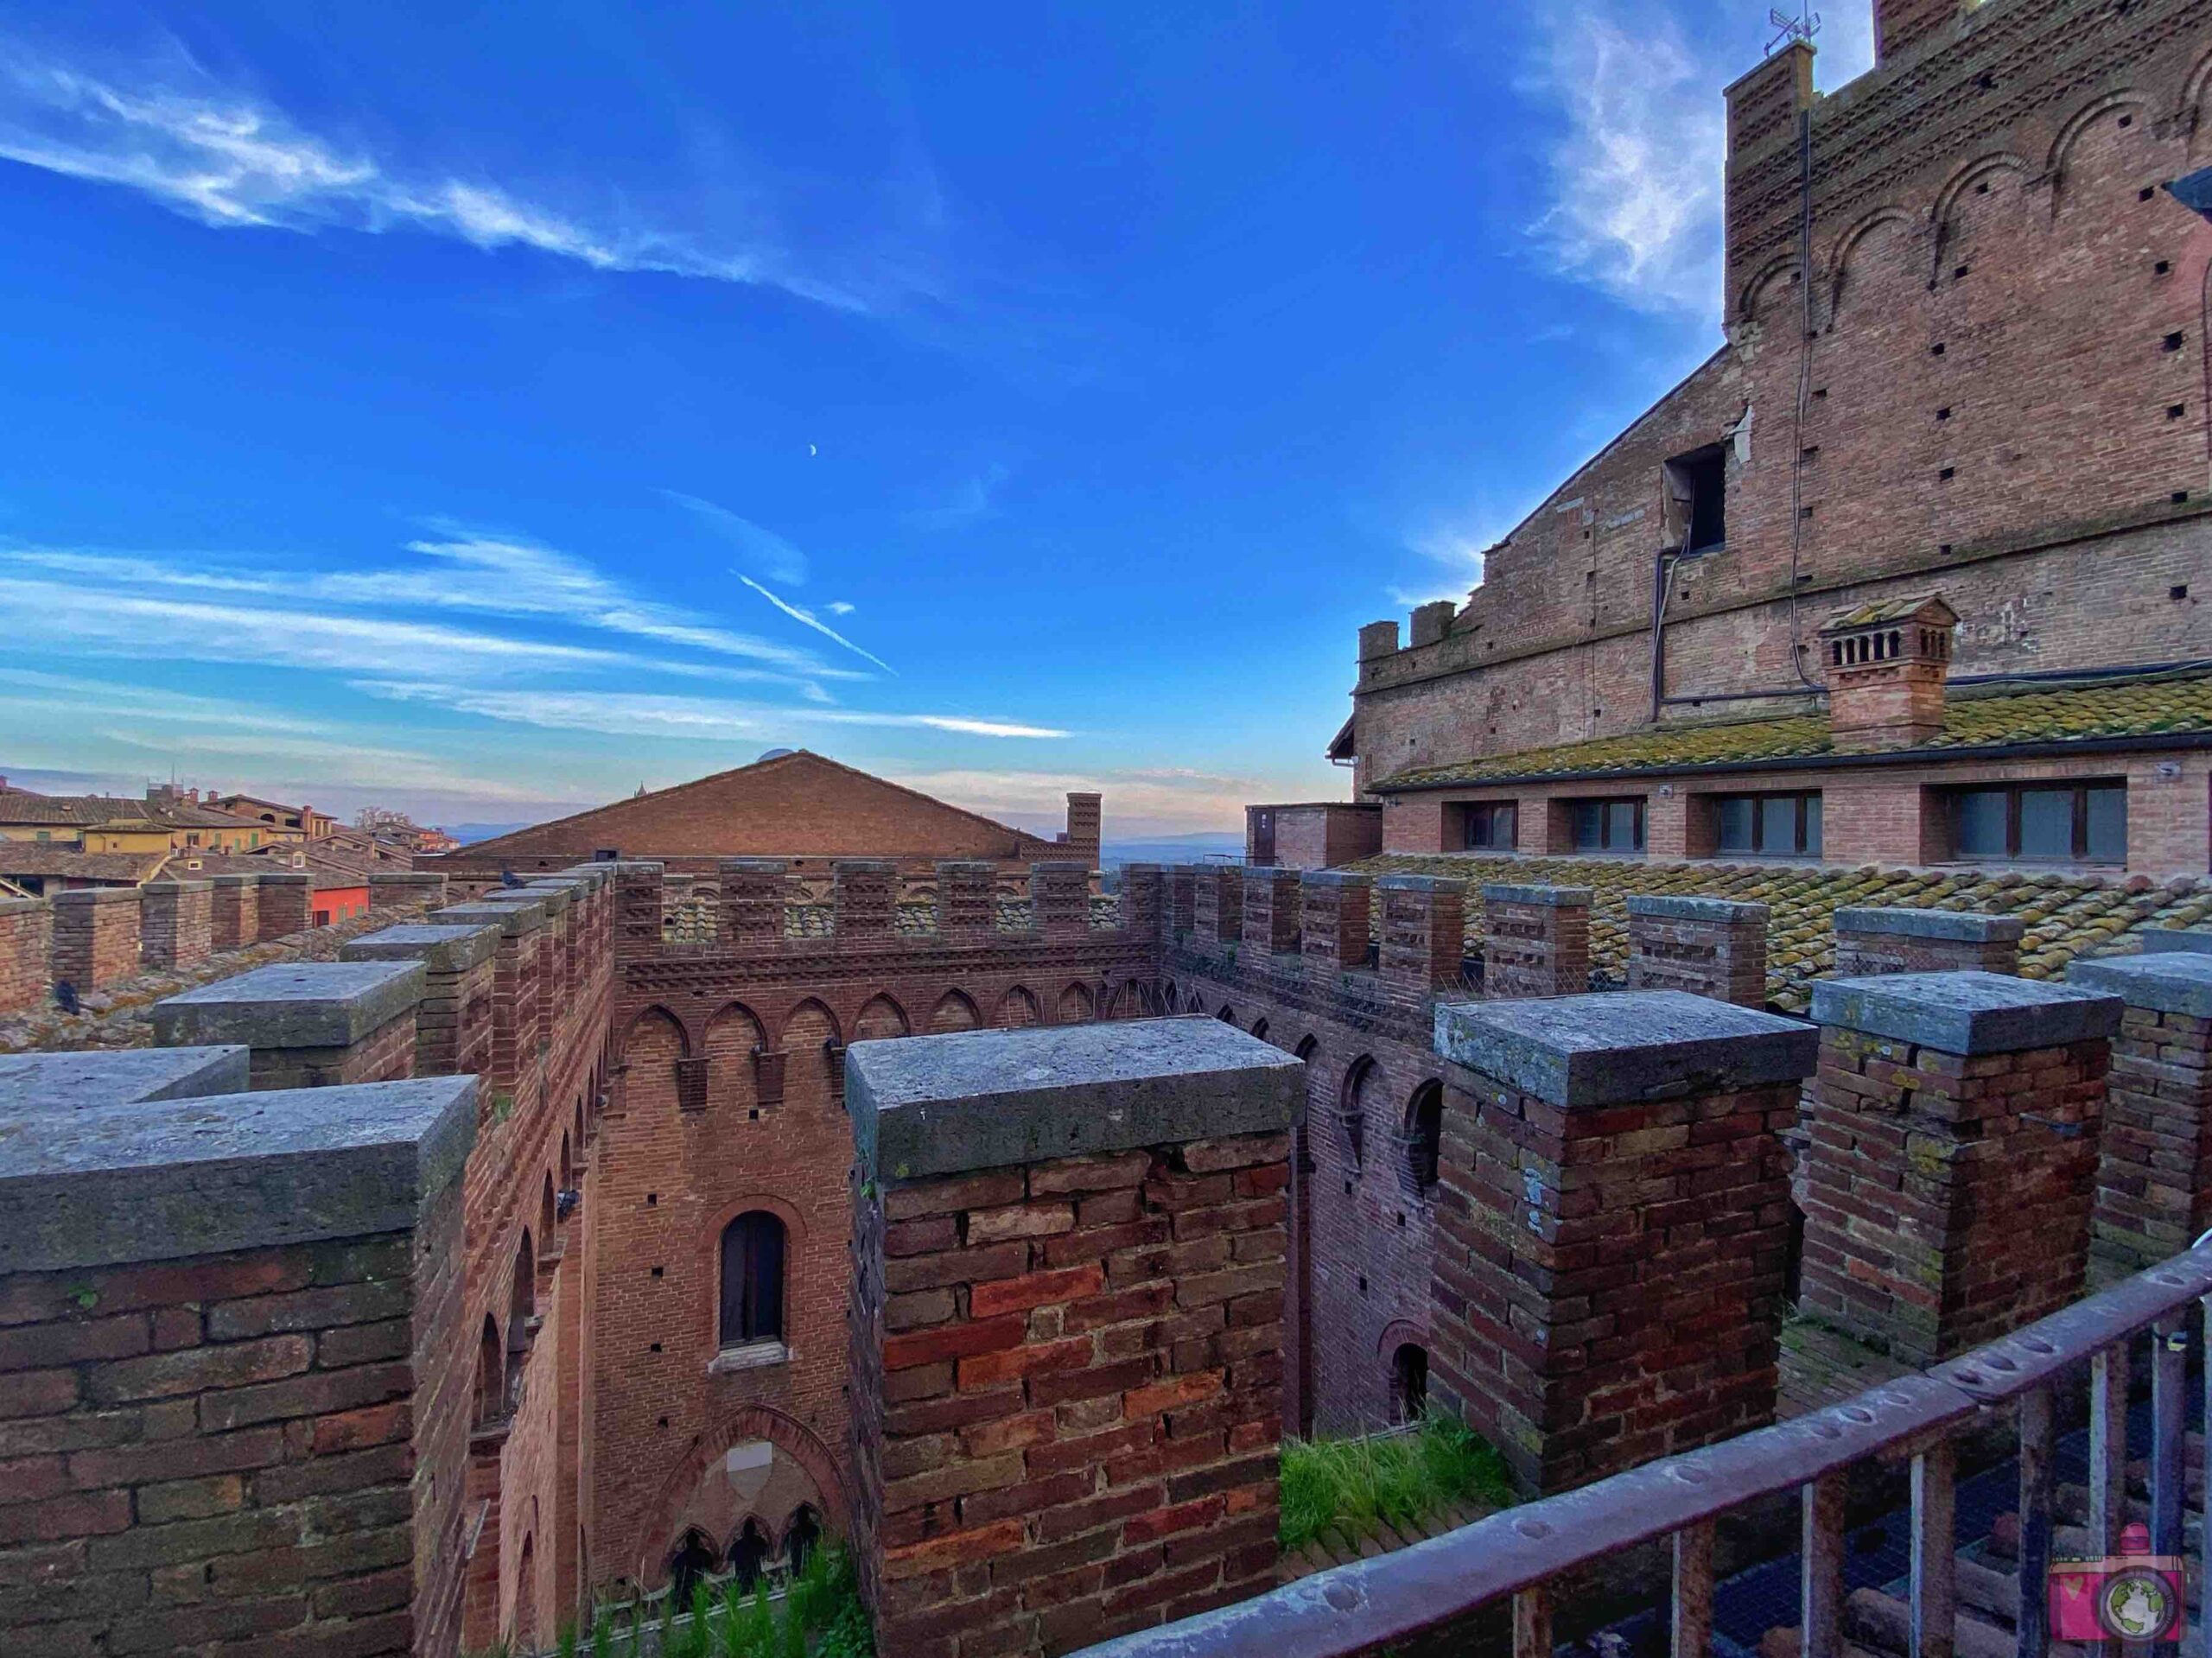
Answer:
[1375,669,2212,791]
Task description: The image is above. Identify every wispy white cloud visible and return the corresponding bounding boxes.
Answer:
[353,682,1065,740]
[0,536,854,683]
[1522,8,1723,317]
[0,44,881,310]
[886,765,1260,831]
[735,575,895,675]
[825,600,856,616]
[659,491,810,585]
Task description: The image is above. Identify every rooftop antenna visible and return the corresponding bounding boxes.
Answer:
[1767,4,1819,53]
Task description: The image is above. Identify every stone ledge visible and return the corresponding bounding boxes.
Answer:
[257,871,312,889]
[340,924,501,975]
[2066,953,2212,1021]
[725,858,793,874]
[1300,870,1371,887]
[210,873,261,889]
[2143,929,2212,956]
[1435,991,1815,1108]
[514,884,574,915]
[50,886,143,909]
[151,961,428,1049]
[834,859,898,873]
[143,878,213,895]
[1811,971,2120,1055]
[1376,873,1465,893]
[430,901,543,939]
[0,1075,476,1273]
[849,1017,1303,1184]
[0,1046,250,1116]
[1625,893,1770,924]
[0,896,48,918]
[1831,906,2025,943]
[1484,883,1592,908]
[551,864,616,891]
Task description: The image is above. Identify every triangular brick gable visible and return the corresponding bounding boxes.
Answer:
[454,751,1061,862]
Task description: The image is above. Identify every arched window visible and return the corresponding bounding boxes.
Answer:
[474,1316,504,1428]
[719,1212,786,1349]
[668,1528,718,1609]
[1391,1344,1429,1423]
[1217,1006,1236,1025]
[1405,1081,1444,1197]
[1339,1057,1376,1168]
[514,1534,537,1648]
[728,1517,772,1591]
[785,1505,822,1577]
[1250,1017,1269,1043]
[505,1231,534,1407]
[538,1176,556,1247]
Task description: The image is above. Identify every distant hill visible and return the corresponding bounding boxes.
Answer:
[1099,832,1243,867]
[446,823,537,845]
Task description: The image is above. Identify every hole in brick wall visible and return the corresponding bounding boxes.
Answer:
[1813,386,1827,400]
[651,1266,664,1279]
[2172,585,2190,600]
[1396,1212,1407,1228]
[1357,1275,1369,1294]
[2141,187,2158,202]
[1976,181,1990,195]
[1977,73,1995,90]
[2171,405,2187,419]
[1802,445,1820,461]
[1939,467,1955,481]
[2156,260,2172,276]
[2174,491,2192,505]
[650,1342,662,1352]
[1343,1178,1353,1195]
[1799,505,1815,519]
[2164,333,2187,352]
[1940,543,1954,556]
[646,1193,657,1205]
[1930,342,1946,357]
[658,1416,669,1428]
[1938,407,1952,421]
[1954,265,1969,280]
[2118,114,2133,129]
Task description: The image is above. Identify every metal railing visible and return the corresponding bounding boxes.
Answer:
[1077,1239,2212,1658]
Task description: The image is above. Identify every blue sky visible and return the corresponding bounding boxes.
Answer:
[0,3,1872,836]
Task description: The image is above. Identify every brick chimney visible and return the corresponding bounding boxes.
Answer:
[1820,594,1958,753]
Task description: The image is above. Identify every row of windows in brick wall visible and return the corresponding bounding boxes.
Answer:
[1454,778,2130,865]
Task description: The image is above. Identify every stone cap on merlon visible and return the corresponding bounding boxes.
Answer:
[142,878,213,895]
[1376,874,1466,894]
[151,961,427,1050]
[210,873,261,888]
[848,1017,1303,1185]
[724,858,794,875]
[340,923,501,975]
[1300,870,1371,888]
[257,871,312,888]
[510,884,573,915]
[1625,893,1770,924]
[430,901,543,938]
[1811,971,2120,1054]
[0,1076,477,1274]
[1484,883,1592,909]
[0,896,48,917]
[2066,953,2212,1020]
[1435,992,1815,1109]
[50,886,143,907]
[0,1047,250,1116]
[2143,929,2212,956]
[1831,906,2024,943]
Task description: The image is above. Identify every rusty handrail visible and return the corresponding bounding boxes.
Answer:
[1076,1238,2212,1658]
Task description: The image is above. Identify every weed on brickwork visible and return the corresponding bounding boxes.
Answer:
[1279,1414,1515,1553]
[500,1540,872,1658]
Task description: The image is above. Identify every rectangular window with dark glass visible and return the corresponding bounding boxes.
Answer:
[1947,782,2126,864]
[1567,797,1645,854]
[1711,791,1822,857]
[1464,802,1517,851]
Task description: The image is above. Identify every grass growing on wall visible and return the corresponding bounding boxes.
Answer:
[1278,1416,1516,1553]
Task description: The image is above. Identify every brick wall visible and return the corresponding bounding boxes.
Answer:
[0,1072,477,1658]
[0,896,53,1013]
[1239,867,1300,956]
[848,1020,1299,1656]
[1350,4,2212,800]
[1377,875,1465,993]
[257,873,315,942]
[1429,992,1814,1493]
[51,888,142,992]
[1478,884,1589,999]
[1832,907,2022,977]
[1625,894,1769,1007]
[2066,953,2212,1285]
[150,962,427,1093]
[141,880,213,971]
[1802,972,2120,1363]
[211,877,260,952]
